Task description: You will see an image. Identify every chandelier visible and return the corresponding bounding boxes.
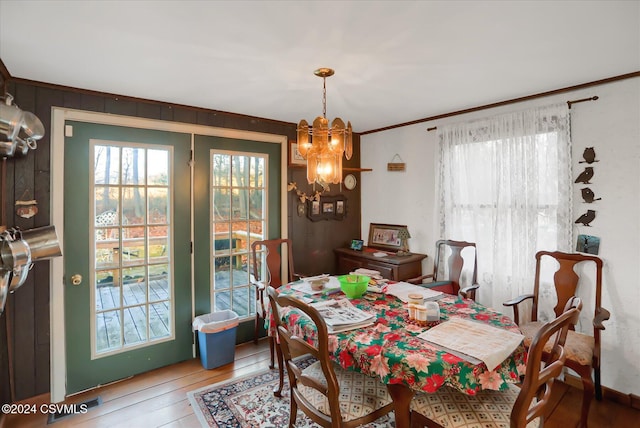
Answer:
[297,68,352,186]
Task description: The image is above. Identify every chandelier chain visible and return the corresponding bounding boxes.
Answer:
[322,77,327,118]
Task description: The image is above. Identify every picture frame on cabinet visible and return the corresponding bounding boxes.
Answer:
[367,223,407,251]
[350,239,364,251]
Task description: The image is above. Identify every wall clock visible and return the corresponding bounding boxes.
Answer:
[344,174,357,190]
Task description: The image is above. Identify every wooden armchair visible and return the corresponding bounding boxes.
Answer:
[407,240,479,300]
[267,286,394,428]
[503,251,610,428]
[250,238,302,369]
[411,297,582,428]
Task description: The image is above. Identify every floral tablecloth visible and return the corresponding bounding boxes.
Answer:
[269,283,527,395]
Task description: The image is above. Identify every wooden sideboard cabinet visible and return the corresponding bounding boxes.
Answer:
[334,247,427,281]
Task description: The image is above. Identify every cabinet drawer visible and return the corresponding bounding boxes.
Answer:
[334,247,426,282]
[363,261,395,280]
[337,256,365,274]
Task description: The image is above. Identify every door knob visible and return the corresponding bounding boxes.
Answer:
[71,274,82,286]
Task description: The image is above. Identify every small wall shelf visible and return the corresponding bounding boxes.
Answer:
[344,167,373,172]
[288,164,372,172]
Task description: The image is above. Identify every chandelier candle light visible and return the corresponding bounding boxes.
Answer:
[297,68,353,186]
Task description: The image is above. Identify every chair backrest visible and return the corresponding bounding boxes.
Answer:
[512,297,582,427]
[432,240,478,295]
[266,286,344,425]
[251,238,295,288]
[531,251,603,327]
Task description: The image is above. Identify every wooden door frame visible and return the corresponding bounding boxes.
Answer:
[50,107,287,402]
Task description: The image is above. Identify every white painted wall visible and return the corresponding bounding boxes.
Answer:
[361,77,640,396]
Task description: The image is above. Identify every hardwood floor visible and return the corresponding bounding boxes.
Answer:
[3,339,638,427]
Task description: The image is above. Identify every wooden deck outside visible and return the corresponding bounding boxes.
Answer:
[95,276,172,352]
[94,269,254,352]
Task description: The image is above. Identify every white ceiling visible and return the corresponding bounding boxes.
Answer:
[1,1,638,133]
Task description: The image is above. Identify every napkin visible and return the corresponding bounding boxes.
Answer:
[290,276,341,295]
[384,281,443,302]
[418,317,524,370]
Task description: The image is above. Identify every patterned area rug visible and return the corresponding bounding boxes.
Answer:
[187,355,395,427]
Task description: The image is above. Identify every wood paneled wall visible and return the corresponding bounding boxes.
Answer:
[0,78,362,403]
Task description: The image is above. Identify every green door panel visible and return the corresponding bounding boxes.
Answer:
[64,121,192,394]
[193,135,281,343]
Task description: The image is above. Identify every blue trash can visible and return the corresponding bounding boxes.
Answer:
[193,310,239,369]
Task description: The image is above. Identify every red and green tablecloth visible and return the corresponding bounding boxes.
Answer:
[270,283,527,395]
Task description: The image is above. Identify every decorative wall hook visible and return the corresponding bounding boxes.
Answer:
[387,153,406,171]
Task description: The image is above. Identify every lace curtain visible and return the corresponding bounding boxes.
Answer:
[437,104,572,317]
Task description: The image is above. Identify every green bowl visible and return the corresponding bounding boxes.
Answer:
[337,275,370,299]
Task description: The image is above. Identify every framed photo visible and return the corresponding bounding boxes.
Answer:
[311,200,320,215]
[307,195,346,222]
[367,223,407,251]
[288,141,306,166]
[350,239,364,251]
[576,234,600,255]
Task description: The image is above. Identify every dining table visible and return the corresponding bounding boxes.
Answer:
[267,280,527,428]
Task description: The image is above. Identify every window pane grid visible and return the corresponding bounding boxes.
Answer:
[92,143,173,357]
[211,151,266,319]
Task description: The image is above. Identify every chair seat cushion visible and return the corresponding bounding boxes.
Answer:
[520,322,594,366]
[297,361,392,422]
[411,385,539,428]
[421,281,455,295]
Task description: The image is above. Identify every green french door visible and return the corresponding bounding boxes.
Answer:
[193,135,281,341]
[64,121,192,394]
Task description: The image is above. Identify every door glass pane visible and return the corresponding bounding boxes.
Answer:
[94,146,120,185]
[92,141,174,357]
[122,147,146,185]
[211,150,266,319]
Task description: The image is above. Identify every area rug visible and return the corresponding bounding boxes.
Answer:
[187,355,395,427]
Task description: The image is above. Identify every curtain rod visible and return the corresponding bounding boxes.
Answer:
[425,95,599,131]
[361,71,639,135]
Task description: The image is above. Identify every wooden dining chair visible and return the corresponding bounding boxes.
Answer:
[251,238,301,369]
[503,251,610,428]
[407,240,480,300]
[411,297,582,428]
[267,286,394,428]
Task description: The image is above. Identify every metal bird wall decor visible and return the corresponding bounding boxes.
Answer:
[579,147,599,164]
[574,167,594,184]
[581,187,602,203]
[574,147,601,229]
[575,209,596,226]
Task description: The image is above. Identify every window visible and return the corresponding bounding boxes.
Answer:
[92,143,173,356]
[438,104,572,311]
[210,150,266,318]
